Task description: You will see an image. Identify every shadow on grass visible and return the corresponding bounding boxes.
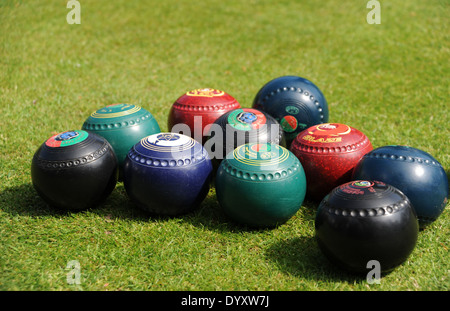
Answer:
[0,183,65,217]
[2,183,381,283]
[1,181,231,227]
[264,236,370,284]
[182,192,375,283]
[0,182,153,222]
[182,190,324,235]
[179,188,251,234]
[1,180,320,235]
[1,182,335,239]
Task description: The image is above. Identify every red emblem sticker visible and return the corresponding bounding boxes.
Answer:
[313,123,351,136]
[280,116,298,133]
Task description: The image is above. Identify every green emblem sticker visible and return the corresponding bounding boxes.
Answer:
[234,143,289,167]
[227,108,267,131]
[285,106,299,115]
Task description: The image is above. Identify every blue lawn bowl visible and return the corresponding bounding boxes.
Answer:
[123,133,213,216]
[352,145,449,228]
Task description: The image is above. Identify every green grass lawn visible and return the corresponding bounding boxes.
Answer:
[0,0,449,292]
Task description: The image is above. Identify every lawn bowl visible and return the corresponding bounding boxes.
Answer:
[123,133,213,216]
[290,123,373,202]
[206,108,285,171]
[215,142,306,228]
[31,130,118,211]
[82,103,161,175]
[168,88,241,144]
[315,180,419,274]
[352,145,449,228]
[253,75,329,146]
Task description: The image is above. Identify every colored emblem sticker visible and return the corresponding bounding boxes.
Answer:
[314,123,351,136]
[351,181,374,188]
[250,143,271,153]
[280,116,298,133]
[141,133,195,152]
[301,123,351,143]
[45,130,89,148]
[227,108,267,131]
[340,180,376,195]
[285,106,300,115]
[90,104,141,119]
[186,88,225,97]
[234,143,288,166]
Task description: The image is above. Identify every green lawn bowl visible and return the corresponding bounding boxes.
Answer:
[82,104,161,175]
[215,142,307,228]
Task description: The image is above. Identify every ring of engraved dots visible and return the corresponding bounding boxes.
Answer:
[127,149,209,168]
[35,145,110,169]
[364,152,441,167]
[322,199,410,217]
[222,160,300,181]
[172,102,238,112]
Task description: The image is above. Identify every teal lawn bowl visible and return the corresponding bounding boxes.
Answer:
[215,143,307,228]
[82,104,161,176]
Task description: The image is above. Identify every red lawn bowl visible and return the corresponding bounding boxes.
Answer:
[168,88,241,144]
[290,123,373,201]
